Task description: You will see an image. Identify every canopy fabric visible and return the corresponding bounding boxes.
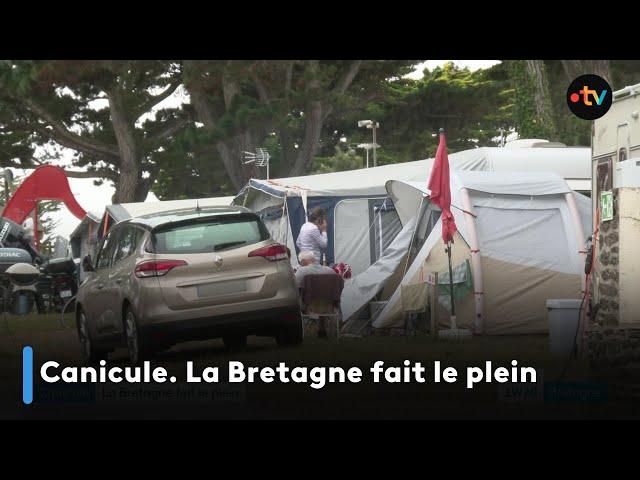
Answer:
[242,147,589,199]
[340,216,417,326]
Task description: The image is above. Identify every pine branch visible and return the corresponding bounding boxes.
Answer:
[136,80,182,119]
[63,169,116,179]
[332,60,363,96]
[149,116,190,141]
[22,98,120,159]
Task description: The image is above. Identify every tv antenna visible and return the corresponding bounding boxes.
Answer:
[243,148,271,179]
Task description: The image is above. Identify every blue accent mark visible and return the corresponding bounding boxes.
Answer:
[22,346,33,405]
[596,90,607,106]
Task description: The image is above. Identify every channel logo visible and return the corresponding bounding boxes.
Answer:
[567,74,612,120]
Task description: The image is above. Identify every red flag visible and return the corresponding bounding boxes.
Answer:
[427,131,458,244]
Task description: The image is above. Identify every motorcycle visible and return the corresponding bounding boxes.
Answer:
[39,257,78,313]
[0,216,77,315]
[0,248,43,315]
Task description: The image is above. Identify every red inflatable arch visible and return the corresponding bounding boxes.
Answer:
[2,165,87,225]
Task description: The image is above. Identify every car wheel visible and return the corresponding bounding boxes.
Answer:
[124,308,152,365]
[77,309,107,364]
[223,335,247,352]
[276,321,303,347]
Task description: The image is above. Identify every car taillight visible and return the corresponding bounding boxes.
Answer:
[248,244,289,261]
[134,260,187,278]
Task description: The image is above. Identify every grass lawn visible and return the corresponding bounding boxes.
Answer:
[1,312,75,334]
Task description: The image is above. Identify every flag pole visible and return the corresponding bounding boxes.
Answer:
[446,241,456,327]
[440,128,456,329]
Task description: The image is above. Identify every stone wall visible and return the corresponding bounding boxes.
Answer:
[588,188,640,370]
[593,190,620,326]
[586,326,640,369]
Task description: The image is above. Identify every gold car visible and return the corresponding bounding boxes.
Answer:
[76,207,302,364]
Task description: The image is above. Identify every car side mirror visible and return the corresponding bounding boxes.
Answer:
[82,255,95,272]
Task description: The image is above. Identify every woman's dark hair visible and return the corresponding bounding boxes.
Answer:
[308,207,327,224]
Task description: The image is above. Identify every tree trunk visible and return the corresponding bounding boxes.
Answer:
[288,99,324,176]
[215,131,259,190]
[108,88,142,203]
[287,61,324,176]
[524,60,558,140]
[186,64,259,191]
[561,60,612,89]
[278,125,298,174]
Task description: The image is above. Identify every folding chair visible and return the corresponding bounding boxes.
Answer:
[300,274,344,340]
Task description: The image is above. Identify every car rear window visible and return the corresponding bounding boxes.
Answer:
[151,215,270,254]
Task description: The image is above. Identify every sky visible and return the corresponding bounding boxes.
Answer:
[21,60,501,240]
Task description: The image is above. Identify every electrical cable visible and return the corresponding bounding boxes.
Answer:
[559,208,600,379]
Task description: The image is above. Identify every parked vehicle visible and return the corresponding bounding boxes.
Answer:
[75,206,302,364]
[0,217,45,315]
[39,257,78,313]
[0,248,43,315]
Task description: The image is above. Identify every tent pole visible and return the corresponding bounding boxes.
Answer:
[461,187,484,334]
[446,241,456,328]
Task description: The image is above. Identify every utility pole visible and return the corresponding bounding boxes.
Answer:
[371,121,378,167]
[357,120,381,167]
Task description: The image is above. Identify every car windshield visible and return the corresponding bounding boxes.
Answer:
[151,215,270,254]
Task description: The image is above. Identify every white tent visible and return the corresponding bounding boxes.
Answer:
[365,170,592,335]
[234,145,591,277]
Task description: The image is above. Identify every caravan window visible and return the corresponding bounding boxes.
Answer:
[372,202,402,262]
[619,148,627,162]
[405,199,441,271]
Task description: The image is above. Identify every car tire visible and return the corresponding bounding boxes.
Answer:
[223,335,247,352]
[124,307,153,365]
[276,321,303,347]
[77,308,108,364]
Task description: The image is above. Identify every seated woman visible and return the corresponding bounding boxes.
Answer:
[295,251,338,339]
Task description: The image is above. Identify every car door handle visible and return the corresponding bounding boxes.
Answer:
[96,283,104,290]
[114,279,122,285]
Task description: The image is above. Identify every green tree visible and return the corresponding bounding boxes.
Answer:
[504,60,558,141]
[182,60,418,189]
[36,201,61,256]
[311,144,363,174]
[326,62,514,163]
[0,60,190,203]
